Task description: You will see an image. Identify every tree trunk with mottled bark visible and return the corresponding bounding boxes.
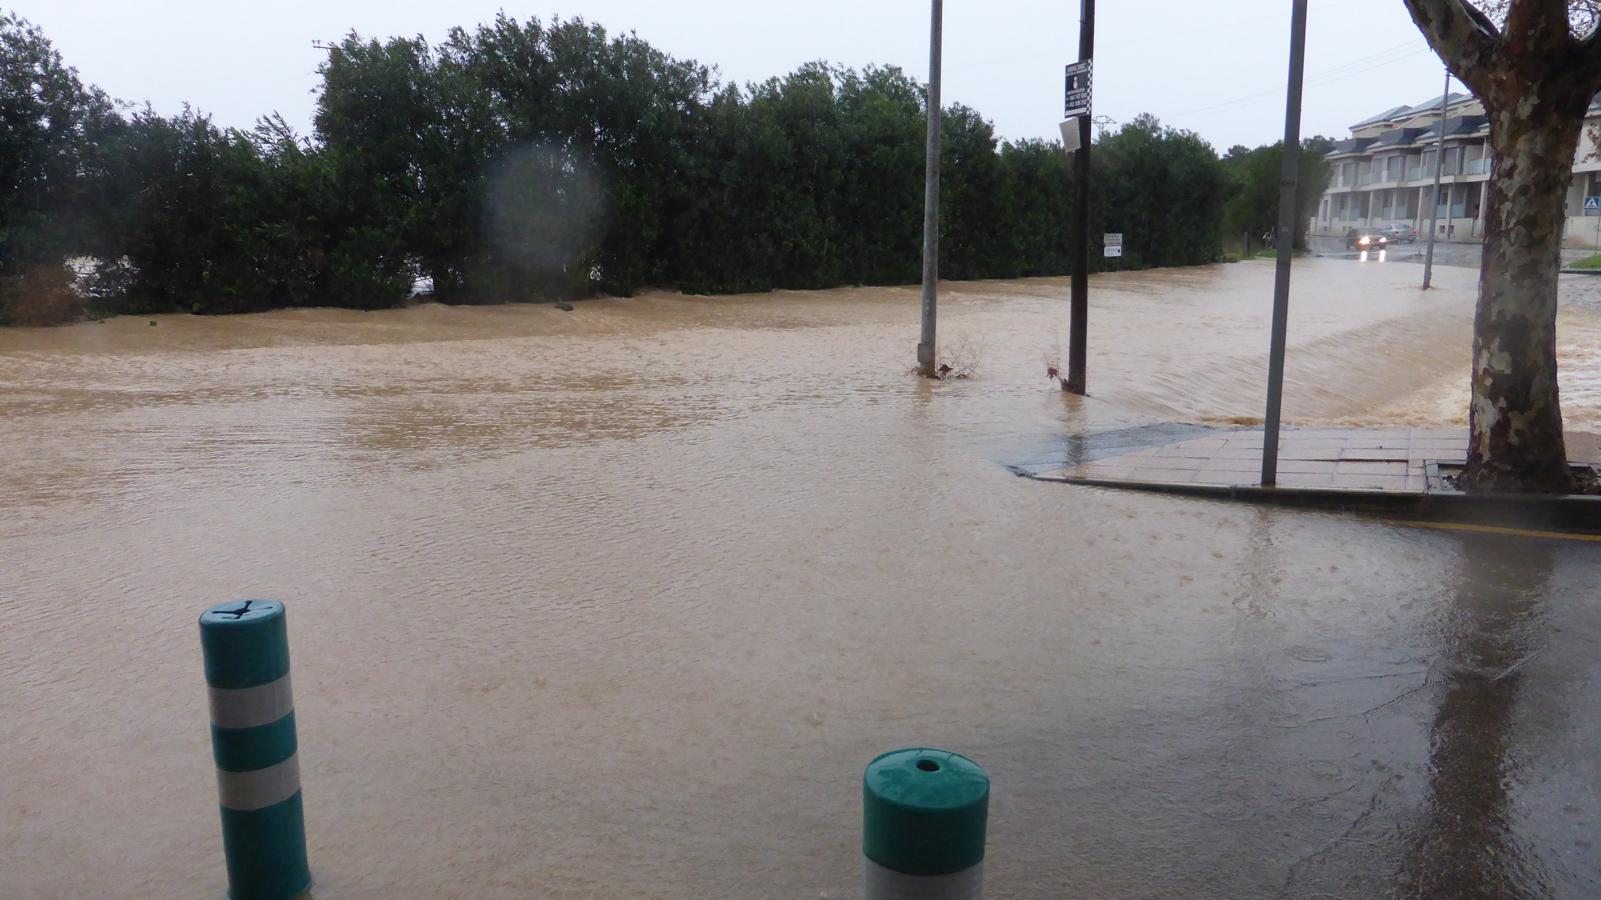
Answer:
[1466,88,1583,492]
[1404,0,1601,493]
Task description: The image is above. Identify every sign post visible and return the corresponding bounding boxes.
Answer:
[1422,69,1450,290]
[916,0,943,378]
[1587,195,1600,250]
[1261,0,1308,488]
[1065,0,1094,395]
[1103,233,1122,258]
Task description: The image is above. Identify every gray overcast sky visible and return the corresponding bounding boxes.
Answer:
[25,1,1451,151]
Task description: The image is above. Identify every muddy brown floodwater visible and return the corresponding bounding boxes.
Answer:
[4,258,1601,898]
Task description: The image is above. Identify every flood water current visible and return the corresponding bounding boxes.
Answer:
[4,258,1601,898]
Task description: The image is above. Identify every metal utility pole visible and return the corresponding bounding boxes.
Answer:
[1260,0,1309,488]
[1065,0,1095,395]
[1422,68,1450,289]
[916,0,943,378]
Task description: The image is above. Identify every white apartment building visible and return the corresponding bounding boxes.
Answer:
[1311,91,1601,247]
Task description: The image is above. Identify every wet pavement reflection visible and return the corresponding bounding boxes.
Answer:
[1405,539,1554,898]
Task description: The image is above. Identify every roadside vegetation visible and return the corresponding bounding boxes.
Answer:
[1219,139,1334,256]
[1,11,1318,326]
[1570,253,1601,269]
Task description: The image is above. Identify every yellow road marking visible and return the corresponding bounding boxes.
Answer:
[1383,519,1601,543]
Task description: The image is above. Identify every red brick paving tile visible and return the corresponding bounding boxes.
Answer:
[1282,440,1350,450]
[1193,471,1249,486]
[1278,459,1338,474]
[1276,473,1333,488]
[1329,473,1411,491]
[1202,456,1262,471]
[1341,447,1411,461]
[1131,468,1199,484]
[1279,447,1346,461]
[1155,444,1222,459]
[1135,456,1204,471]
[1072,464,1135,479]
[1336,461,1409,476]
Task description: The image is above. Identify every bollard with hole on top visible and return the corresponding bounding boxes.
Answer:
[863,748,990,900]
[200,600,311,900]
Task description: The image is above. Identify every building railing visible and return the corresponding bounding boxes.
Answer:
[1464,158,1491,175]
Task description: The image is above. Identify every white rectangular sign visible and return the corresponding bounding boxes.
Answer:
[1104,233,1123,247]
[1104,246,1123,258]
[1059,119,1081,152]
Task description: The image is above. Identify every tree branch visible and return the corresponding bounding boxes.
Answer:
[1576,12,1601,82]
[1403,0,1502,96]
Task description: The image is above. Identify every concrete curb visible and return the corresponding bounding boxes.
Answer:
[1026,472,1601,534]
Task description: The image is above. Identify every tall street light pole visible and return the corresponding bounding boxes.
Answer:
[1065,0,1094,395]
[1422,68,1451,290]
[916,0,943,378]
[1260,0,1309,488]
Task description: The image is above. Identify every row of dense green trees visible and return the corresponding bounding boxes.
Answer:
[0,11,1325,325]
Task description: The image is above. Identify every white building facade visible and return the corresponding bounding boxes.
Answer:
[1311,92,1601,247]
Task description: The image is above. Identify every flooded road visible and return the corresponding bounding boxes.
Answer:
[3,259,1600,898]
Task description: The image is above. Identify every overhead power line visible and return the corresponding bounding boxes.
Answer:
[1163,39,1431,121]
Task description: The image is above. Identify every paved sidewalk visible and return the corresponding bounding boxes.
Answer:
[1037,428,1601,494]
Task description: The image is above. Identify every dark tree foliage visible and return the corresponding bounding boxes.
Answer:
[3,11,1245,322]
[1221,135,1334,253]
[1092,114,1229,269]
[0,12,119,322]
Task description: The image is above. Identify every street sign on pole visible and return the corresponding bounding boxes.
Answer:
[1585,196,1599,214]
[1064,60,1092,118]
[1104,233,1122,257]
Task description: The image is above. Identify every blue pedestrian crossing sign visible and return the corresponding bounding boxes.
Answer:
[1586,196,1600,213]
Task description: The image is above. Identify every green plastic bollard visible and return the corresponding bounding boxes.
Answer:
[199,600,311,900]
[863,748,989,899]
